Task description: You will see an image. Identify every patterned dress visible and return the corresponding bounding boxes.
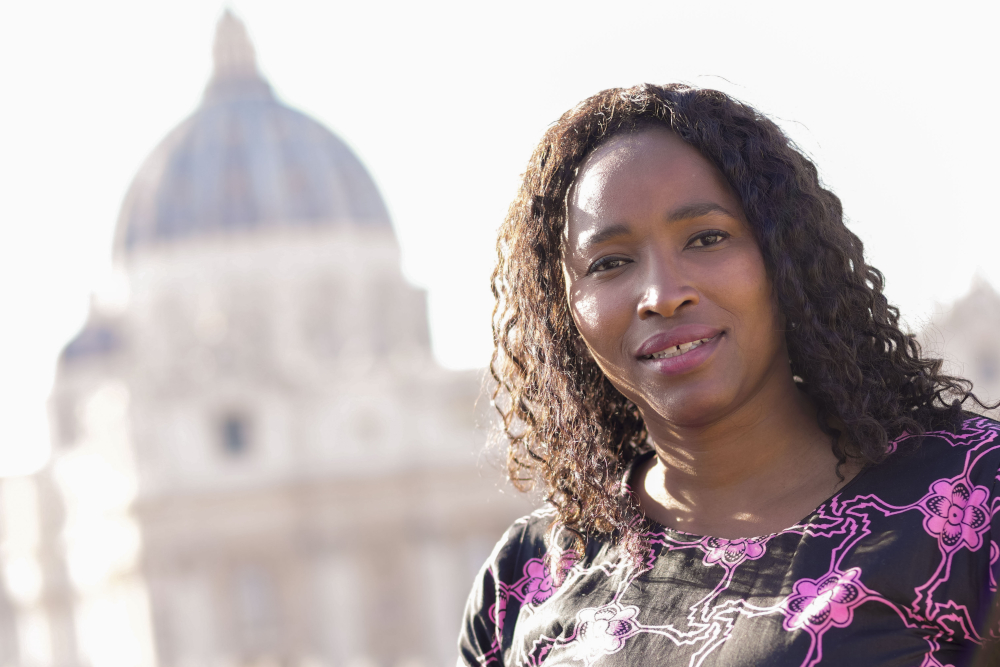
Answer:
[458,417,1000,667]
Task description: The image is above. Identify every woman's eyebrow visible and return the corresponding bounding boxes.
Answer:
[578,202,737,251]
[577,223,631,252]
[666,202,738,223]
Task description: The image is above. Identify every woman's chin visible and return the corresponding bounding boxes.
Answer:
[641,391,739,431]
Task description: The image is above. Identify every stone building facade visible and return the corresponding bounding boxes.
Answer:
[1,13,528,667]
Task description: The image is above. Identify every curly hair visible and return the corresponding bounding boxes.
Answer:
[490,83,989,555]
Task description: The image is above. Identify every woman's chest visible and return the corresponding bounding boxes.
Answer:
[504,507,989,667]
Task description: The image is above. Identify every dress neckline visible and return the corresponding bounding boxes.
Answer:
[622,449,873,542]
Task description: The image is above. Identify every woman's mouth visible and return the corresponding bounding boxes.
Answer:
[638,332,723,376]
[643,336,717,360]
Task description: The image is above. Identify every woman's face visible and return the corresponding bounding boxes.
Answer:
[562,127,791,431]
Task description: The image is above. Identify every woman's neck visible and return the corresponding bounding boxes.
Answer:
[637,376,858,539]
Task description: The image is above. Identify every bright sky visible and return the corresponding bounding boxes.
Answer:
[0,1,997,476]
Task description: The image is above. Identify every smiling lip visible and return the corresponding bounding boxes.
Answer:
[636,326,725,359]
[635,326,724,375]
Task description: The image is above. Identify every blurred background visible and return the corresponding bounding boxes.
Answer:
[0,1,998,666]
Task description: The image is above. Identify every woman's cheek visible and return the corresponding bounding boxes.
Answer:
[571,289,602,332]
[568,283,636,381]
[721,251,781,354]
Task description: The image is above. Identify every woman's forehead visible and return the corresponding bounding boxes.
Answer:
[568,128,740,227]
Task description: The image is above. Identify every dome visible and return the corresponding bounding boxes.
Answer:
[114,11,391,257]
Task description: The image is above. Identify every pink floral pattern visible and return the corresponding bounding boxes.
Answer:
[490,585,508,637]
[513,552,577,608]
[701,536,769,567]
[782,568,870,633]
[522,560,556,605]
[460,419,1000,667]
[920,478,989,551]
[573,603,641,660]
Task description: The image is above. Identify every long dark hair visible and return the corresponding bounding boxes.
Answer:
[490,83,988,555]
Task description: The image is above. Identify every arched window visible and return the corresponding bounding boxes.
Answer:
[219,412,251,457]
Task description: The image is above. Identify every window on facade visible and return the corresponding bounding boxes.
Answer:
[220,413,251,457]
[232,563,281,654]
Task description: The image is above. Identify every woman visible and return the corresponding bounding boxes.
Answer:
[459,84,1000,666]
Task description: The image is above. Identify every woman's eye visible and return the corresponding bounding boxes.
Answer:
[587,257,630,274]
[688,230,729,248]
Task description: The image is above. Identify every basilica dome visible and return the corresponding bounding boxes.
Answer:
[114,11,391,257]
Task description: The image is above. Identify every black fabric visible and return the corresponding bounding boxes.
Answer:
[459,417,1000,666]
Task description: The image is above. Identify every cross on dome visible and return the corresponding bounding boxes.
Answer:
[212,10,259,81]
[203,10,272,103]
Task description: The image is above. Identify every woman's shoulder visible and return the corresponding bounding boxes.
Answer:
[459,506,575,666]
[914,414,1000,446]
[482,506,562,580]
[892,414,1000,463]
[858,414,1000,499]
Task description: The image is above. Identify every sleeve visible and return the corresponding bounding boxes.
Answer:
[982,452,1000,647]
[969,428,1000,666]
[457,511,546,667]
[973,474,1000,665]
[457,556,503,667]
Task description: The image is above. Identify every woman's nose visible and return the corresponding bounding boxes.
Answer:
[636,257,699,320]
